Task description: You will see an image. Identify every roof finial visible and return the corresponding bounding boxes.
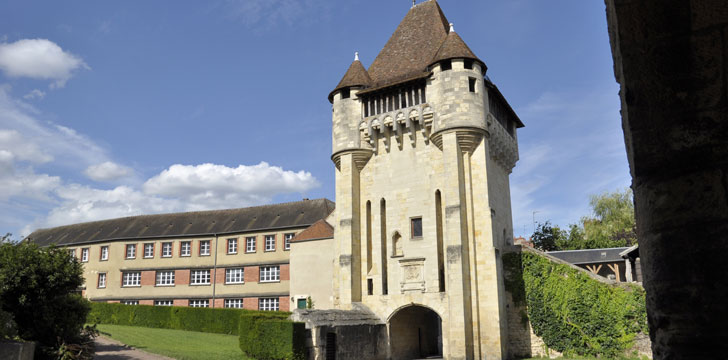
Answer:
[354,52,359,61]
[449,23,455,33]
[412,0,416,8]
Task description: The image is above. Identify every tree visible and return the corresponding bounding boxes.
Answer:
[582,188,637,248]
[0,239,94,359]
[531,221,567,251]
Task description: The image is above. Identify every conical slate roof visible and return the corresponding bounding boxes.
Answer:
[329,59,371,101]
[430,30,484,69]
[366,0,450,86]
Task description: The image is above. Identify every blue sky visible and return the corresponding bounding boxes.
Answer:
[0,0,630,238]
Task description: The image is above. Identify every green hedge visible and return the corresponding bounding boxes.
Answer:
[506,251,648,358]
[239,313,306,360]
[87,302,290,335]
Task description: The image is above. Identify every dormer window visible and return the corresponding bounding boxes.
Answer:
[464,59,474,70]
[440,60,452,71]
[341,88,350,99]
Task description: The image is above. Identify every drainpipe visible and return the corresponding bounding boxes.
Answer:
[212,233,219,308]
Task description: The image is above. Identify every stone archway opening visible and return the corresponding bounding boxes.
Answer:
[389,305,442,359]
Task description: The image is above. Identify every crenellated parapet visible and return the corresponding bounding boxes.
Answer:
[359,103,435,152]
[487,113,519,173]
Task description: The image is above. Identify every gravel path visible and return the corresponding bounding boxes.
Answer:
[93,336,175,360]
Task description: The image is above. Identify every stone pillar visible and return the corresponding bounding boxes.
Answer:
[624,258,633,283]
[334,152,362,306]
[441,131,474,359]
[605,0,728,357]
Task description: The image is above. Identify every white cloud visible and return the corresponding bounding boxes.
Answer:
[223,0,330,29]
[84,161,133,182]
[0,129,53,163]
[23,89,45,100]
[0,39,89,88]
[143,162,320,210]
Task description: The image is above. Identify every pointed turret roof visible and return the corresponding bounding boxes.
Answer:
[329,57,372,101]
[366,0,450,86]
[430,28,485,70]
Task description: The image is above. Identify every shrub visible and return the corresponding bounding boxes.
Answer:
[239,313,305,360]
[0,241,92,359]
[510,251,648,358]
[88,302,290,335]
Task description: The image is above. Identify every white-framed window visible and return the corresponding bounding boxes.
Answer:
[81,248,89,262]
[189,299,209,308]
[190,269,210,285]
[98,273,106,288]
[144,243,154,258]
[224,299,243,308]
[100,246,109,261]
[122,271,141,287]
[154,300,173,306]
[227,238,238,254]
[162,242,172,257]
[68,249,76,258]
[181,241,191,257]
[156,271,175,286]
[225,268,244,284]
[245,236,256,253]
[199,240,210,256]
[125,244,136,259]
[259,298,279,311]
[284,233,295,250]
[260,266,280,282]
[121,300,139,305]
[265,235,276,252]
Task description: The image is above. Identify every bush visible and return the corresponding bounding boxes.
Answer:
[239,313,305,360]
[0,241,92,359]
[510,251,648,358]
[88,302,290,335]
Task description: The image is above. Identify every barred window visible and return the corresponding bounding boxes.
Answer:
[156,271,175,286]
[125,244,135,259]
[259,298,279,311]
[260,266,280,282]
[121,300,139,305]
[227,238,238,254]
[154,300,173,306]
[189,300,209,308]
[224,299,243,309]
[162,242,172,257]
[190,270,210,285]
[284,233,295,250]
[144,243,154,258]
[265,235,276,252]
[122,272,140,287]
[200,240,210,256]
[246,237,256,253]
[225,268,244,284]
[181,241,191,257]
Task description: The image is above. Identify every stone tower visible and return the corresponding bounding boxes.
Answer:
[329,1,522,359]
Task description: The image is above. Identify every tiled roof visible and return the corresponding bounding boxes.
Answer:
[329,59,372,101]
[26,198,335,247]
[366,0,450,87]
[291,219,334,242]
[430,30,483,68]
[547,247,630,265]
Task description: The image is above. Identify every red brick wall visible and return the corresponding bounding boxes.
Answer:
[213,298,225,308]
[214,268,226,284]
[173,299,188,307]
[244,266,259,283]
[176,269,190,285]
[279,296,290,311]
[280,264,290,281]
[243,297,258,310]
[141,271,155,286]
[139,300,154,306]
[108,300,120,304]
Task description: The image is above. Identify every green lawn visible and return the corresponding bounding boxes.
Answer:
[96,324,250,360]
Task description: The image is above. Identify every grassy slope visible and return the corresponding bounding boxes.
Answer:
[97,324,250,360]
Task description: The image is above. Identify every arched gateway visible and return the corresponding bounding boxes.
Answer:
[389,305,442,359]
